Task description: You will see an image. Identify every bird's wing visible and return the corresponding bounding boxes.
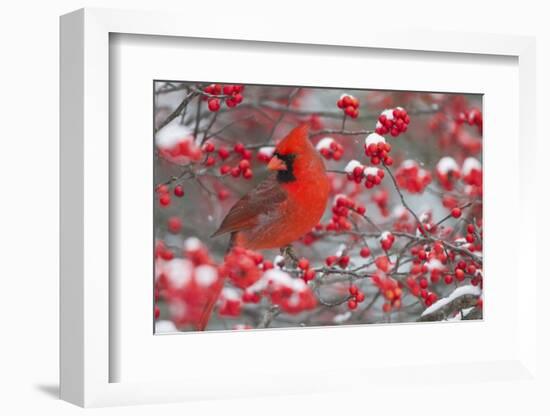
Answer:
[211,176,288,237]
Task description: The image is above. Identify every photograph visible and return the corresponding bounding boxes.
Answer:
[153,82,483,333]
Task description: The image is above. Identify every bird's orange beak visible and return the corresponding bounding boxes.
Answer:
[267,155,287,171]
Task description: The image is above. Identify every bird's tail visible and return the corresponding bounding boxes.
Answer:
[196,275,225,331]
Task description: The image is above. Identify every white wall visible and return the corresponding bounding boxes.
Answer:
[0,1,547,414]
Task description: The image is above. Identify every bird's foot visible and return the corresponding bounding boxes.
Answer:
[280,245,299,265]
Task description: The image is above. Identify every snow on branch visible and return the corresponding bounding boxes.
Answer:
[418,285,482,322]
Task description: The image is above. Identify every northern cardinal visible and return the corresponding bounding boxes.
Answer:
[197,123,330,330]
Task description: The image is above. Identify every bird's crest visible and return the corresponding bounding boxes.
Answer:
[275,123,310,156]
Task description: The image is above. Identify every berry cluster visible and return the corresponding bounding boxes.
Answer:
[297,258,316,282]
[347,285,366,310]
[344,160,385,189]
[435,157,461,191]
[457,107,482,133]
[420,288,438,307]
[220,158,254,180]
[220,247,264,289]
[325,253,350,269]
[372,274,402,312]
[428,100,482,154]
[244,269,317,314]
[215,143,255,180]
[447,257,482,286]
[405,275,438,307]
[155,238,221,328]
[203,84,244,112]
[336,94,360,119]
[364,133,393,165]
[455,223,483,254]
[375,107,410,137]
[394,160,432,194]
[156,183,185,208]
[408,242,449,291]
[316,137,344,160]
[325,195,366,232]
[157,134,203,164]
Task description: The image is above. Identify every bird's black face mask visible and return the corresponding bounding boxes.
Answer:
[273,152,296,183]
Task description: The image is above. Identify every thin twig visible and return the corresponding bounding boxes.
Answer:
[155,91,199,133]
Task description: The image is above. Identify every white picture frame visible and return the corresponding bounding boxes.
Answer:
[60,7,540,408]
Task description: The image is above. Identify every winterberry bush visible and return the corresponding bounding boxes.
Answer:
[154,82,483,332]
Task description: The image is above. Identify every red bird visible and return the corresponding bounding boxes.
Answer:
[197,123,330,330]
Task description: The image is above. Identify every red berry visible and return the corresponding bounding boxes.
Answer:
[455,269,465,281]
[157,184,169,194]
[208,98,221,112]
[160,249,174,261]
[359,247,371,258]
[234,143,245,154]
[349,285,358,296]
[444,274,453,285]
[220,165,231,175]
[344,106,356,117]
[167,216,182,233]
[451,207,462,218]
[243,168,253,179]
[303,269,316,282]
[173,185,184,197]
[222,85,234,95]
[218,147,230,160]
[159,193,171,206]
[217,189,230,200]
[355,292,365,302]
[338,255,350,268]
[239,159,251,170]
[348,299,358,310]
[203,142,215,153]
[298,258,310,270]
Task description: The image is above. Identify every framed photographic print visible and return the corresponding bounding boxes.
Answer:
[60,7,540,408]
